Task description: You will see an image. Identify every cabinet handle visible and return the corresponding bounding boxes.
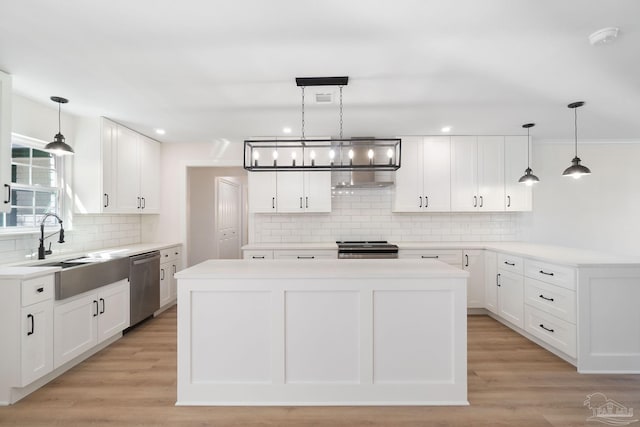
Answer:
[473,196,477,207]
[419,196,422,208]
[539,324,554,333]
[3,184,10,204]
[479,196,484,208]
[539,294,554,302]
[299,197,303,209]
[297,256,315,259]
[504,261,516,266]
[137,197,141,209]
[173,264,177,274]
[36,287,44,293]
[141,197,146,209]
[160,268,165,280]
[104,193,109,208]
[465,254,469,267]
[507,195,511,208]
[425,196,428,208]
[252,256,265,259]
[539,270,554,276]
[497,273,501,287]
[421,255,439,259]
[100,298,105,314]
[175,252,179,255]
[93,300,99,317]
[27,314,34,336]
[272,197,275,209]
[305,196,309,209]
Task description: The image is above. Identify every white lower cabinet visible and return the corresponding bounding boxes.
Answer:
[398,249,462,267]
[524,305,577,358]
[463,250,485,308]
[159,245,183,308]
[484,251,498,314]
[160,261,171,307]
[20,301,54,387]
[243,249,337,259]
[496,270,524,328]
[54,279,130,368]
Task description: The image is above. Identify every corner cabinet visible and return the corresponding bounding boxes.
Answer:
[0,70,12,214]
[74,117,160,214]
[393,136,451,212]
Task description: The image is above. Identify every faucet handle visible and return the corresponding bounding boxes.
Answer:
[46,242,52,256]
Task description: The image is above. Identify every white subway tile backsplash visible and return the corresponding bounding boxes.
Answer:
[251,188,523,244]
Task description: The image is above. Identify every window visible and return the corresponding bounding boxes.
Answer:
[0,135,64,229]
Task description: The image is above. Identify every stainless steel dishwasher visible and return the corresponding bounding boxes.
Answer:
[129,251,160,327]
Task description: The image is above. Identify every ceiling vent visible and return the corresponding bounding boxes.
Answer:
[315,92,333,103]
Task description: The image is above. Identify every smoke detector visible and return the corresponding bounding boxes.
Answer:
[589,27,619,45]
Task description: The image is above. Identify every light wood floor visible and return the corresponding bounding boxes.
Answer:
[1,307,638,427]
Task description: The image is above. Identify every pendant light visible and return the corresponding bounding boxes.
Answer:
[44,96,74,156]
[518,123,539,186]
[562,101,590,179]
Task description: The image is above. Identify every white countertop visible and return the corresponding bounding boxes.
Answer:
[0,266,62,280]
[176,258,469,280]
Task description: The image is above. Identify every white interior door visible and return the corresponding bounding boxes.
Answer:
[216,177,241,259]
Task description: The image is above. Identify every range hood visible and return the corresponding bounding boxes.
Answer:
[332,138,396,188]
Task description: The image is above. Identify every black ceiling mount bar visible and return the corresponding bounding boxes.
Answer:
[296,76,349,87]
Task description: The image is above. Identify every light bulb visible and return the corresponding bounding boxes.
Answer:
[310,150,316,166]
[291,151,296,166]
[348,149,354,159]
[253,151,259,167]
[272,150,278,159]
[329,150,335,160]
[387,148,393,158]
[367,149,374,159]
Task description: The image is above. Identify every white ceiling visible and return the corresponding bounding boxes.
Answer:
[1,0,639,144]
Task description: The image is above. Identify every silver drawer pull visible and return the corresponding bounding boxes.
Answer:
[539,324,554,333]
[539,270,554,276]
[539,294,554,302]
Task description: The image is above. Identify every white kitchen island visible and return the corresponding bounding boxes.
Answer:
[175,259,469,406]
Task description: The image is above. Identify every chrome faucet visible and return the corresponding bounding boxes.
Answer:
[38,213,65,260]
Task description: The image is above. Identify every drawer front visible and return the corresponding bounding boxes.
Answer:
[274,250,337,260]
[497,253,524,275]
[243,250,274,260]
[524,305,576,358]
[524,259,576,290]
[398,250,463,267]
[22,275,55,307]
[160,248,176,262]
[524,278,576,324]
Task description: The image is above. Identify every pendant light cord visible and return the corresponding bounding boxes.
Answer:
[301,87,305,141]
[574,106,578,158]
[527,127,531,168]
[58,101,61,134]
[339,86,343,140]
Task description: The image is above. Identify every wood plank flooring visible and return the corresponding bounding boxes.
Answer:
[1,307,638,426]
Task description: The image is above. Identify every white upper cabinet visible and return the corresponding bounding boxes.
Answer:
[451,136,505,212]
[504,136,532,211]
[73,117,160,214]
[393,136,451,212]
[248,171,277,213]
[0,70,12,214]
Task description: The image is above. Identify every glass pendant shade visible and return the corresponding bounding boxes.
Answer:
[45,96,74,156]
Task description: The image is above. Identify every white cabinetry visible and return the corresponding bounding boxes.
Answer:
[497,270,524,328]
[484,251,498,314]
[0,273,54,403]
[451,136,505,212]
[398,249,462,267]
[73,117,160,214]
[248,172,277,213]
[393,136,451,212]
[160,245,183,308]
[0,70,12,214]
[504,136,532,211]
[243,249,337,259]
[463,250,485,308]
[53,279,129,368]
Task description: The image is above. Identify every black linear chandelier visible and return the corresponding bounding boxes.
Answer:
[244,77,401,172]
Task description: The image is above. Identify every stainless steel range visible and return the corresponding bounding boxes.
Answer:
[337,241,399,259]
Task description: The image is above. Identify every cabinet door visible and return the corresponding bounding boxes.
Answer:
[97,280,130,343]
[477,136,505,211]
[504,136,532,211]
[114,126,141,213]
[498,270,524,328]
[276,171,305,213]
[170,259,182,300]
[393,137,423,212]
[422,136,451,212]
[101,119,118,213]
[248,172,277,213]
[450,136,478,212]
[54,293,98,368]
[463,250,485,308]
[303,171,331,213]
[0,71,12,214]
[159,262,172,307]
[139,136,161,214]
[484,251,498,314]
[20,301,53,386]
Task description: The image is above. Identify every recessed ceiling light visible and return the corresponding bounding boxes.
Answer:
[589,27,619,45]
[441,126,452,133]
[155,128,166,135]
[282,127,292,134]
